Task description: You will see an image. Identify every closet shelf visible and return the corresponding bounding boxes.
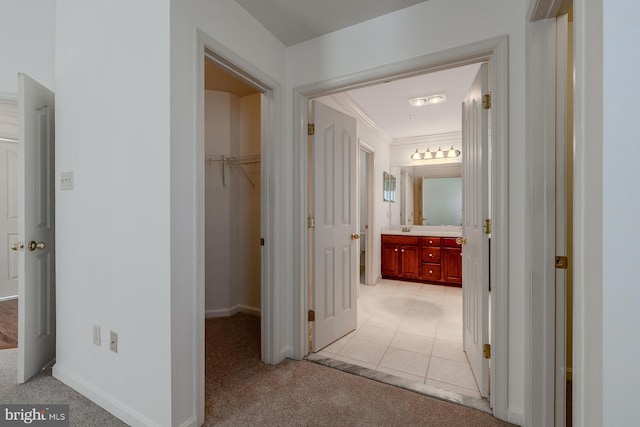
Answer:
[205,153,260,188]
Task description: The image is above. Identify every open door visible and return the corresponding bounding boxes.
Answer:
[461,64,490,397]
[310,101,358,351]
[15,74,56,382]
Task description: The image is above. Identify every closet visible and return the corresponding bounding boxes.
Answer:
[204,72,262,317]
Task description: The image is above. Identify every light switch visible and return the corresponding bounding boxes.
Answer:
[60,172,74,191]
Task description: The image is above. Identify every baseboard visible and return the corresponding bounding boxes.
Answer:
[178,415,198,427]
[205,304,260,318]
[507,407,525,426]
[0,295,18,302]
[52,364,162,427]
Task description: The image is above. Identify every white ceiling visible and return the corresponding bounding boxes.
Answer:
[346,63,482,140]
[234,0,429,47]
[233,0,481,141]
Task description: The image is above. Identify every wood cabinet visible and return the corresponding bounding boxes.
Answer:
[381,235,420,280]
[382,234,462,286]
[441,238,462,285]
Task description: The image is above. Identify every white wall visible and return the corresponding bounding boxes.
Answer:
[0,0,55,95]
[52,1,172,426]
[602,0,640,425]
[233,93,262,310]
[205,91,233,315]
[287,0,527,422]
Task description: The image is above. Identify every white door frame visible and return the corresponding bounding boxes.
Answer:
[194,29,280,425]
[359,140,375,286]
[292,36,509,419]
[526,2,573,425]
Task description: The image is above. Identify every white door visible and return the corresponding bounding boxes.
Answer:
[1,140,19,299]
[461,63,490,397]
[15,74,56,382]
[311,101,358,351]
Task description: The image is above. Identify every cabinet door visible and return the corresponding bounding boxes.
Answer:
[401,245,420,279]
[382,244,400,277]
[442,247,462,284]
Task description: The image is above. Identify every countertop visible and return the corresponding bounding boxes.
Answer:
[381,226,462,238]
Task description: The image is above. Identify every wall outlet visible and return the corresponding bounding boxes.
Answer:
[93,324,101,346]
[110,330,118,353]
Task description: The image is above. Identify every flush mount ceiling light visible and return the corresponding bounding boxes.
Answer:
[408,93,447,107]
[410,145,460,161]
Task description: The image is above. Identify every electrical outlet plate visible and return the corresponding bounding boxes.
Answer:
[110,330,118,353]
[93,324,101,346]
[60,171,74,191]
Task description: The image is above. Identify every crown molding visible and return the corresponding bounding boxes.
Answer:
[327,92,392,143]
[392,131,462,147]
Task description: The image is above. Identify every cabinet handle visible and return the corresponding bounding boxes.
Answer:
[401,249,405,253]
[429,270,433,274]
[429,254,433,257]
[429,240,433,244]
[394,249,398,252]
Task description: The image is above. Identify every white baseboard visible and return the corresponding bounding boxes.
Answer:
[507,408,524,426]
[205,304,260,318]
[52,364,160,427]
[178,415,198,427]
[0,295,18,302]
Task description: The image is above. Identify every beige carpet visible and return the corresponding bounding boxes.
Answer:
[0,314,512,426]
[205,313,513,426]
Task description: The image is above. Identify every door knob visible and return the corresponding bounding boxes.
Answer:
[10,242,24,251]
[455,237,468,245]
[351,233,360,240]
[28,241,46,251]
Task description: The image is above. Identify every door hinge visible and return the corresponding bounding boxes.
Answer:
[483,93,491,109]
[308,309,315,322]
[308,123,315,135]
[484,219,491,234]
[307,215,315,229]
[260,238,265,246]
[483,343,491,359]
[555,256,568,269]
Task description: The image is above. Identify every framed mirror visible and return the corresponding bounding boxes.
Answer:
[383,172,396,202]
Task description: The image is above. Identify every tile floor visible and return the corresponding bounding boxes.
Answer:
[317,279,481,399]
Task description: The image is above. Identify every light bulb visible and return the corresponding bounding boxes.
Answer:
[435,147,444,159]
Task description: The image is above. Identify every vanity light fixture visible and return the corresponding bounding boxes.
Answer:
[409,145,460,161]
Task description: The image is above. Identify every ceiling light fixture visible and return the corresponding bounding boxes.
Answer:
[409,145,460,161]
[408,97,427,107]
[408,93,447,107]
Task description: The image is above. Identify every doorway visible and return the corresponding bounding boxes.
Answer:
[0,98,19,351]
[308,62,487,402]
[203,58,262,319]
[296,36,509,416]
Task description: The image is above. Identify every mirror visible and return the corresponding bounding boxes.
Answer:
[383,172,396,202]
[422,177,462,225]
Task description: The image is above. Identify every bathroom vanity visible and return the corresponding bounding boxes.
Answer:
[381,227,462,286]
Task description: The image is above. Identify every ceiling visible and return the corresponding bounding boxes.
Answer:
[345,63,482,140]
[205,59,260,97]
[234,0,429,47]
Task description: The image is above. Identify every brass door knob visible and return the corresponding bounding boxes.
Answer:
[28,241,46,251]
[455,237,468,245]
[10,242,24,251]
[351,233,360,240]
